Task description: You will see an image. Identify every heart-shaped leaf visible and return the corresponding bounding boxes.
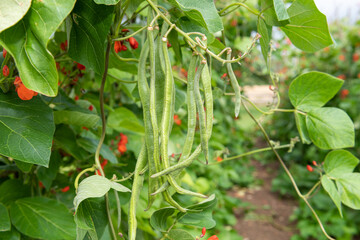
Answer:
[323,150,359,178]
[321,175,342,217]
[336,173,360,210]
[150,207,176,232]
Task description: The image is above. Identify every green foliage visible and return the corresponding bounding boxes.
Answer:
[0,0,31,32]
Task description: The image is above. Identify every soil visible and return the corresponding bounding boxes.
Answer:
[231,160,298,240]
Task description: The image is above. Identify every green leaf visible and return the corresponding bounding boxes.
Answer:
[294,112,311,144]
[94,0,120,5]
[74,175,130,211]
[10,197,76,239]
[175,89,186,112]
[0,228,20,240]
[107,107,145,134]
[77,137,117,164]
[54,125,88,160]
[261,0,289,26]
[323,150,359,178]
[168,30,183,63]
[14,160,32,173]
[273,0,289,21]
[177,194,217,228]
[336,173,360,210]
[289,71,343,112]
[150,207,175,232]
[306,107,354,149]
[257,18,272,63]
[0,0,31,32]
[0,180,31,206]
[54,110,100,128]
[179,17,215,44]
[75,200,98,240]
[37,152,61,190]
[0,0,76,96]
[0,92,55,166]
[280,0,333,52]
[0,202,10,231]
[168,0,223,33]
[321,175,342,217]
[68,0,114,74]
[168,229,195,240]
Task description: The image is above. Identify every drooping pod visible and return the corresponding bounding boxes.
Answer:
[201,62,214,149]
[226,49,242,117]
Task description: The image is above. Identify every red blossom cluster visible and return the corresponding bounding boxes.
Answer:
[174,115,181,126]
[117,133,128,154]
[14,77,38,100]
[114,31,139,53]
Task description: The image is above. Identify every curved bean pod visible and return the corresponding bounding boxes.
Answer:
[226,50,241,117]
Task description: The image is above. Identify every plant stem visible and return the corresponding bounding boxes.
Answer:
[219,2,263,19]
[210,144,292,165]
[242,102,334,240]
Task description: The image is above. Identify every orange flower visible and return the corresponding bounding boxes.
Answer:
[114,41,122,53]
[119,133,128,145]
[312,161,317,166]
[118,143,127,154]
[207,235,219,240]
[220,73,227,79]
[339,54,345,61]
[13,77,38,100]
[306,165,313,172]
[337,74,346,80]
[216,156,223,162]
[174,115,182,126]
[2,65,9,77]
[201,227,206,238]
[353,53,359,62]
[340,89,349,99]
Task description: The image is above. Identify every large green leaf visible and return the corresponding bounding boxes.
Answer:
[10,197,76,239]
[280,0,333,52]
[257,18,272,63]
[0,0,31,32]
[0,92,55,166]
[323,150,359,178]
[306,107,354,149]
[68,0,114,74]
[261,0,289,26]
[273,0,289,21]
[289,71,343,112]
[0,228,20,240]
[336,173,360,210]
[0,180,30,206]
[77,137,117,164]
[74,175,130,211]
[107,107,145,134]
[321,175,342,216]
[168,229,195,240]
[37,152,61,190]
[0,202,10,231]
[177,194,217,228]
[150,207,175,232]
[168,0,223,33]
[0,0,76,96]
[294,112,311,144]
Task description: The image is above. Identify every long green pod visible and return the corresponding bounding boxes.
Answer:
[226,50,241,117]
[137,40,157,209]
[201,62,213,142]
[194,60,209,163]
[128,145,147,240]
[160,39,207,199]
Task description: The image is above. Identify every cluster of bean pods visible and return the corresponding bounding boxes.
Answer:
[128,11,242,239]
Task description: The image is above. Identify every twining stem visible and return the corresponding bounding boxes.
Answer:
[219,2,264,18]
[242,102,334,240]
[113,26,147,41]
[209,144,293,165]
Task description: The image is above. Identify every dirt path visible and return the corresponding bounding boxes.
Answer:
[231,160,298,240]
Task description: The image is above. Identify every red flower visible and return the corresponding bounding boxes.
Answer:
[89,105,94,111]
[216,156,223,162]
[114,41,122,53]
[61,186,70,193]
[60,40,68,51]
[39,181,44,189]
[119,133,128,145]
[312,161,317,166]
[2,65,9,77]
[201,227,206,238]
[13,77,38,100]
[121,44,127,51]
[167,41,172,48]
[307,165,313,172]
[171,153,175,158]
[2,48,7,58]
[128,37,139,49]
[118,143,127,154]
[339,54,345,61]
[207,235,219,240]
[180,68,188,78]
[77,63,86,70]
[174,115,182,126]
[82,126,89,131]
[353,53,359,62]
[221,73,227,79]
[337,74,346,80]
[121,29,129,32]
[231,19,237,27]
[101,159,108,168]
[74,95,79,101]
[340,89,349,99]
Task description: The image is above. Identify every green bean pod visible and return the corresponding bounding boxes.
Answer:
[194,60,209,163]
[128,145,147,240]
[201,62,213,143]
[137,40,157,209]
[226,50,241,117]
